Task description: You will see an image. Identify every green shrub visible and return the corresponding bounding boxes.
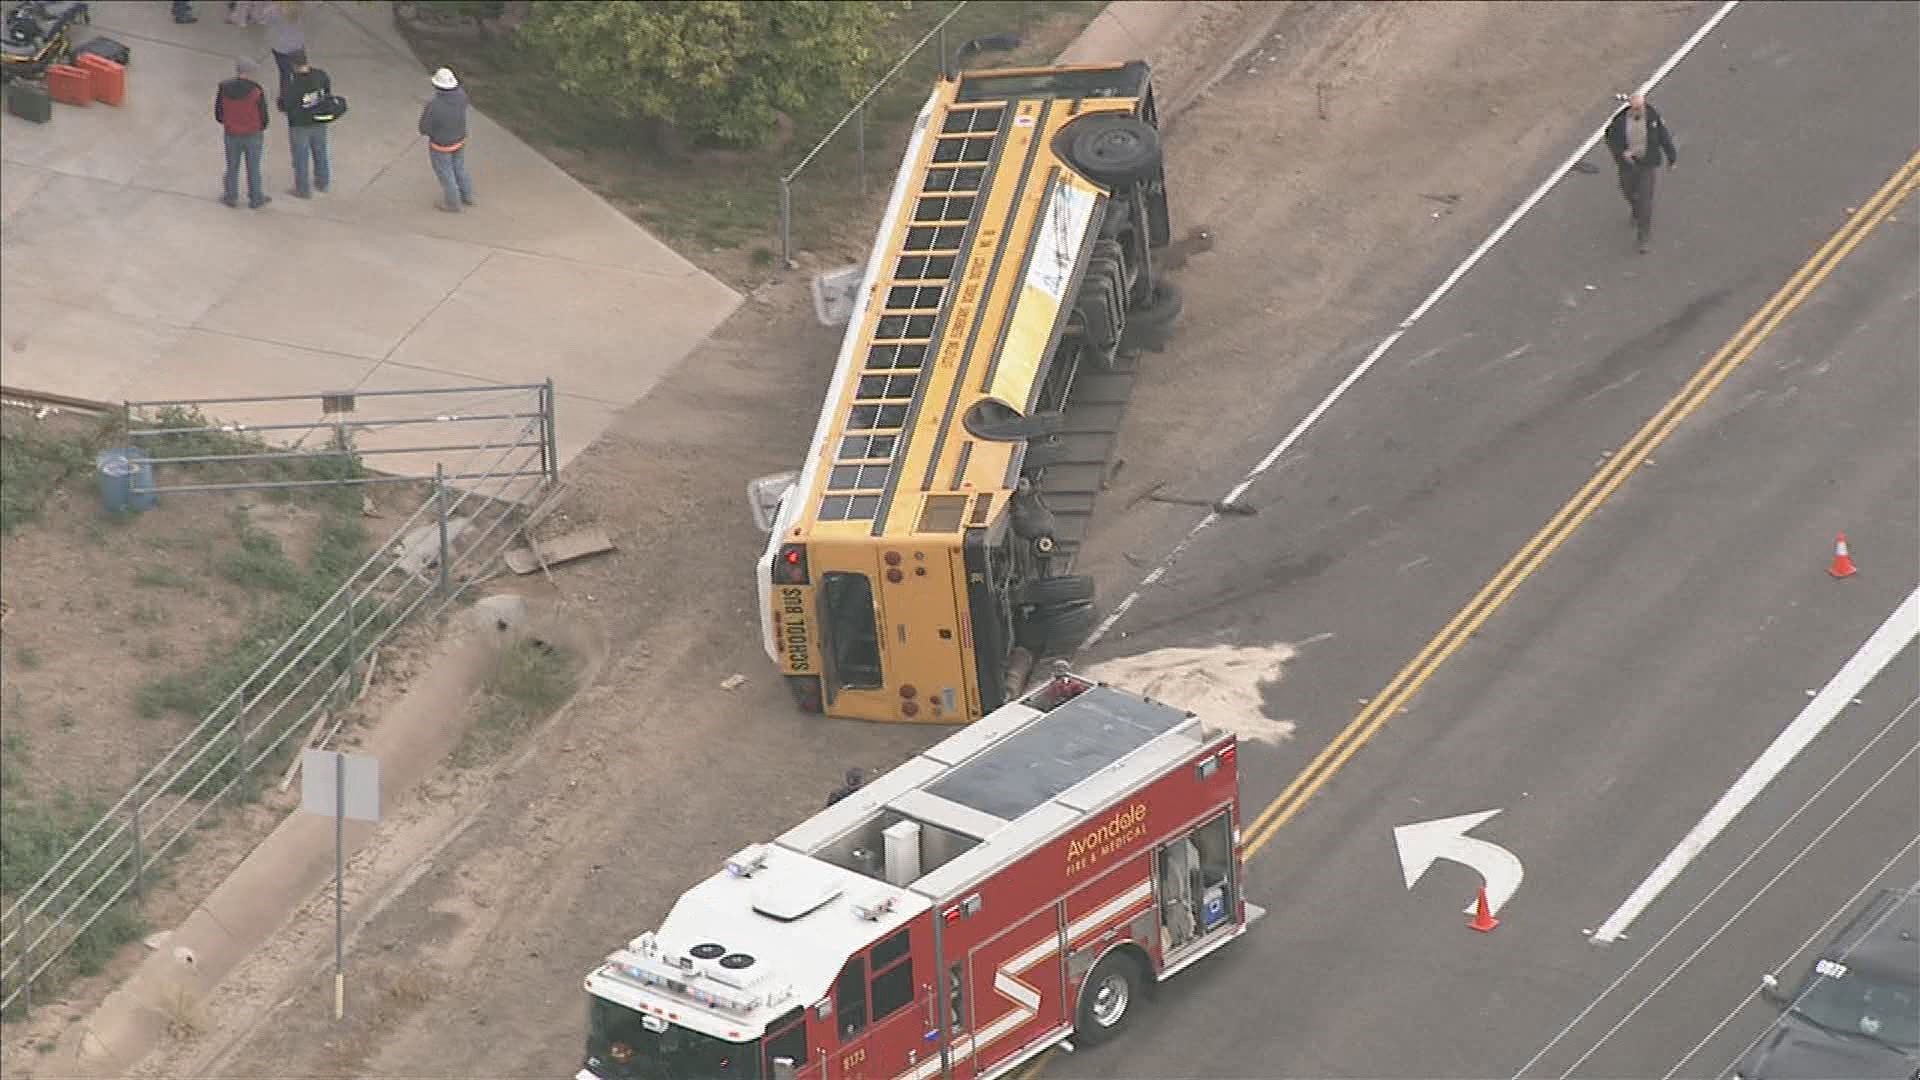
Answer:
[0,422,109,535]
[518,1,902,148]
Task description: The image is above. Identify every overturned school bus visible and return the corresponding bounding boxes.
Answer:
[755,61,1182,723]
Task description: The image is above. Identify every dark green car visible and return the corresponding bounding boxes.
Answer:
[1736,883,1920,1080]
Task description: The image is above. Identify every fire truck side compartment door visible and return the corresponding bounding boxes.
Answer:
[968,902,1070,1078]
[1066,908,1157,987]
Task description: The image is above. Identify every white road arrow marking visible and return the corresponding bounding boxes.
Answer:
[1393,808,1525,916]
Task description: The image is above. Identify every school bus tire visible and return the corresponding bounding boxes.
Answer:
[1021,574,1094,607]
[1128,280,1184,330]
[1062,114,1162,189]
[1022,600,1095,655]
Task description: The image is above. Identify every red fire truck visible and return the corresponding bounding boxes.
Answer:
[578,673,1265,1080]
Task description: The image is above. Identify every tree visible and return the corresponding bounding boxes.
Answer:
[518,1,902,149]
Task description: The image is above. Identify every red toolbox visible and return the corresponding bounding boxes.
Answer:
[75,54,124,105]
[46,63,93,107]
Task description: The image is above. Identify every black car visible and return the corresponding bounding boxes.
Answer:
[1736,883,1920,1080]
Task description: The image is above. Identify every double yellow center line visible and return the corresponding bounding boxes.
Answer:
[1243,149,1920,859]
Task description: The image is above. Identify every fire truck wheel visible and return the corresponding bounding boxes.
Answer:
[1075,950,1144,1043]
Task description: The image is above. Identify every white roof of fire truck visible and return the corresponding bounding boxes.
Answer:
[584,675,1221,1042]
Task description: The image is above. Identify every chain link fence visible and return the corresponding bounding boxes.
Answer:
[0,386,560,1016]
[776,2,973,268]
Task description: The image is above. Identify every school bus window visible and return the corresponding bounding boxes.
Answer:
[822,573,883,691]
[834,955,868,1039]
[840,433,899,459]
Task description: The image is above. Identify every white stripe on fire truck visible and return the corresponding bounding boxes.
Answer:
[901,879,1153,1080]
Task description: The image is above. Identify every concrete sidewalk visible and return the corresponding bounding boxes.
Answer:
[0,1,738,474]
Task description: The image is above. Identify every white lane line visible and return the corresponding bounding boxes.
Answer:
[1509,696,1920,1079]
[1080,0,1744,651]
[1677,836,1920,1080]
[1591,585,1920,944]
[1558,742,1919,1078]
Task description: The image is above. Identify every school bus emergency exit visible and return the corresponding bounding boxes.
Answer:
[756,61,1182,723]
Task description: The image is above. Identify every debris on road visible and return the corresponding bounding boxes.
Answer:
[1145,486,1259,515]
[504,526,615,575]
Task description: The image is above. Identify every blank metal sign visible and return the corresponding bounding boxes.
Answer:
[300,750,381,823]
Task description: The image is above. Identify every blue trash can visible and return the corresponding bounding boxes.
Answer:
[96,448,157,514]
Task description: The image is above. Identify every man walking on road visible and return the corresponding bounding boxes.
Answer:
[279,49,332,198]
[419,67,475,212]
[1604,92,1678,254]
[214,57,271,209]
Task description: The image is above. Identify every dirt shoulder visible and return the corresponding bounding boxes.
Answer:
[115,3,1699,1078]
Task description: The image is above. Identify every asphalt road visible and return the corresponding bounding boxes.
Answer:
[1055,3,1920,1078]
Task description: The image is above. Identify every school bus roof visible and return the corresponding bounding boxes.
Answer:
[778,64,1148,546]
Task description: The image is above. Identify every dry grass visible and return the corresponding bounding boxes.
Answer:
[453,636,579,766]
[158,983,208,1041]
[382,967,443,1010]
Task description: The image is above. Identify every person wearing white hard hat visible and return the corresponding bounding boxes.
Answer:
[418,67,475,212]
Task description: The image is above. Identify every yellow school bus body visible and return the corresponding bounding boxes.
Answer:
[758,62,1168,723]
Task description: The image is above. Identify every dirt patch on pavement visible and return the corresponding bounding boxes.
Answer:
[101,4,1704,1078]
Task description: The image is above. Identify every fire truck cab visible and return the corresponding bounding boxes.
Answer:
[579,673,1265,1080]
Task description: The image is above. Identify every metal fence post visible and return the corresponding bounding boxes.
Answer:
[236,694,249,776]
[779,176,795,269]
[856,103,867,198]
[540,380,559,490]
[435,464,450,597]
[130,803,143,901]
[336,590,358,707]
[939,25,949,79]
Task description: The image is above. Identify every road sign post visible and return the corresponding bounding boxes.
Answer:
[301,749,380,1020]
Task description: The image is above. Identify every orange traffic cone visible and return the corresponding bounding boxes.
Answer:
[1469,887,1499,933]
[1829,533,1857,579]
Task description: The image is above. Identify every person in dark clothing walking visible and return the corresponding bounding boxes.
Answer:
[214,57,271,209]
[418,67,475,212]
[278,50,331,198]
[1603,92,1678,253]
[172,1,197,23]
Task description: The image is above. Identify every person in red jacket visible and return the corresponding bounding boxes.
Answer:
[214,57,272,209]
